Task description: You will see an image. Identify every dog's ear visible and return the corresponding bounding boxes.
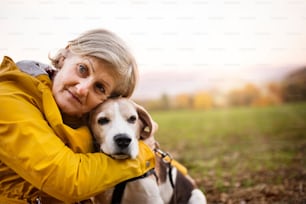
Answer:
[134,102,158,140]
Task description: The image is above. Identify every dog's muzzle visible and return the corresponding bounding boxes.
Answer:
[114,133,131,149]
[111,133,132,159]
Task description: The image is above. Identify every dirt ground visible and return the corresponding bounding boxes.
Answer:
[199,148,306,204]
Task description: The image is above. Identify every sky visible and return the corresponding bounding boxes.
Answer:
[1,0,306,99]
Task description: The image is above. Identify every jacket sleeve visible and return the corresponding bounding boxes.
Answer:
[0,63,155,203]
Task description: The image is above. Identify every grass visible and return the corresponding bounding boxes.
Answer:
[150,102,306,193]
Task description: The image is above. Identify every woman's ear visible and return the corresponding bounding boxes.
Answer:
[56,48,69,69]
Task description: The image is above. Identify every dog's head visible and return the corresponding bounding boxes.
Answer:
[89,98,155,159]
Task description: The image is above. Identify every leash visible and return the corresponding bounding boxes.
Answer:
[154,148,189,204]
[111,168,156,204]
[154,148,188,176]
[154,148,176,189]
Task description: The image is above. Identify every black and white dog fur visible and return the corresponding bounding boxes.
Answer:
[89,98,207,204]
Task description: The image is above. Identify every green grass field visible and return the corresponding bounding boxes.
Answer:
[151,102,306,202]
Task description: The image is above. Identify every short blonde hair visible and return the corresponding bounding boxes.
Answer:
[49,29,138,98]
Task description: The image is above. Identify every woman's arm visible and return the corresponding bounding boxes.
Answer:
[0,86,154,202]
[0,57,155,202]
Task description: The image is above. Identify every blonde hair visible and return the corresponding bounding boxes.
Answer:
[49,29,138,98]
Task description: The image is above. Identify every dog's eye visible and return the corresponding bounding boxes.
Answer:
[97,117,110,125]
[127,115,137,124]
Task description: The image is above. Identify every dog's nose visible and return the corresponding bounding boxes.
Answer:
[114,134,131,149]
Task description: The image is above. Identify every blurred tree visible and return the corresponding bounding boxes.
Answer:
[159,93,171,110]
[174,93,192,109]
[267,82,283,100]
[227,89,243,106]
[265,82,283,105]
[227,83,261,107]
[282,67,306,102]
[193,91,213,109]
[252,95,282,106]
[244,83,261,105]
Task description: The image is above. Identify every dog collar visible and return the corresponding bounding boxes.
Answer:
[111,168,157,204]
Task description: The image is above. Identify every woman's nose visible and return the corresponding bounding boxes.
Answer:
[75,80,91,96]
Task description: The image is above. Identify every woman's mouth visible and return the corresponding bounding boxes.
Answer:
[67,89,82,104]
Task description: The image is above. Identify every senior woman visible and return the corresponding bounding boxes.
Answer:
[0,29,155,203]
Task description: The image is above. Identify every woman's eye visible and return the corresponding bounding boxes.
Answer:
[78,64,88,75]
[96,83,106,94]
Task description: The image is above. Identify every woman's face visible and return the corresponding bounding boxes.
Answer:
[52,53,116,117]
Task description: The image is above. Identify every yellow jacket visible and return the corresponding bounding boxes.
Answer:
[0,56,155,203]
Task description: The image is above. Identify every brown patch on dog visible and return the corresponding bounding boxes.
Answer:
[170,170,194,204]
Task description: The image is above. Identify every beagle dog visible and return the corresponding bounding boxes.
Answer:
[89,98,207,204]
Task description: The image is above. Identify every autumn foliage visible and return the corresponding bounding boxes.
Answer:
[136,67,306,110]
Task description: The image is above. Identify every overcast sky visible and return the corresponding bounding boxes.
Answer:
[1,0,306,99]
